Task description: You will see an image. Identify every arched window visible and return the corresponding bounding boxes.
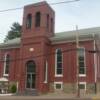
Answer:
[35,12,41,27]
[51,18,53,32]
[4,54,10,76]
[55,48,63,76]
[26,60,36,89]
[27,61,36,73]
[26,14,32,29]
[47,14,49,29]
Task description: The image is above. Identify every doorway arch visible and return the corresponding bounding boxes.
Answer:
[26,60,36,89]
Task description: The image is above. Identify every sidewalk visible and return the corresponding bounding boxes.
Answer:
[0,92,99,100]
[38,92,93,99]
[92,93,100,99]
[0,93,89,99]
[39,92,100,99]
[40,92,76,99]
[0,94,91,100]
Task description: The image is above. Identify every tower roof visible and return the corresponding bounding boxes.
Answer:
[24,1,54,13]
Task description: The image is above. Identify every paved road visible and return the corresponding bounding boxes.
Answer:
[0,96,92,100]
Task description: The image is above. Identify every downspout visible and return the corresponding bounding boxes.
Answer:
[93,34,97,93]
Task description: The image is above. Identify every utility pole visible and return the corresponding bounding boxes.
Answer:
[76,25,80,97]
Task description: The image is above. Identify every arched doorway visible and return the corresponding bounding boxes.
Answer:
[26,60,36,89]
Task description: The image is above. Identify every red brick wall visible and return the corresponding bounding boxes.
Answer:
[49,40,95,84]
[0,48,20,81]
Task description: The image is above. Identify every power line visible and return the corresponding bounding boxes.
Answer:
[0,7,23,13]
[50,0,80,5]
[0,48,77,62]
[0,0,80,13]
[0,48,98,62]
[0,0,80,41]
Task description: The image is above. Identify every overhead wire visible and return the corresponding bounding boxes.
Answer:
[0,0,80,42]
[0,48,98,62]
[0,0,80,13]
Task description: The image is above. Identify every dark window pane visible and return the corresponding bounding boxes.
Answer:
[79,67,85,74]
[79,62,84,66]
[79,84,85,89]
[47,14,49,29]
[57,49,62,55]
[57,63,62,68]
[27,61,36,73]
[26,14,32,29]
[57,68,62,74]
[78,48,85,74]
[51,18,53,32]
[35,12,41,27]
[32,74,36,88]
[57,55,62,62]
[56,84,61,89]
[26,74,31,88]
[56,49,62,75]
[5,64,9,74]
[5,54,10,74]
[79,56,84,61]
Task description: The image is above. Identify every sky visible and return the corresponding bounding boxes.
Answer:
[0,0,100,43]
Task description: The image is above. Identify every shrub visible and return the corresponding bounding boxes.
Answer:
[10,84,17,93]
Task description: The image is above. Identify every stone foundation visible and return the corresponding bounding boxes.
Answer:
[63,83,76,93]
[97,82,100,93]
[49,83,54,92]
[49,82,96,94]
[86,83,95,94]
[49,82,77,93]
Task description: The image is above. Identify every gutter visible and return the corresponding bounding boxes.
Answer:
[93,34,97,93]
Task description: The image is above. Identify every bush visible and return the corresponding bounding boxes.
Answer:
[10,84,17,93]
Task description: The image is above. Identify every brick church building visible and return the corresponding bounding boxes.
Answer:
[0,1,100,95]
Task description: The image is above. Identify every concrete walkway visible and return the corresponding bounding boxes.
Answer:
[33,92,100,99]
[0,92,99,100]
[92,93,100,99]
[0,95,91,100]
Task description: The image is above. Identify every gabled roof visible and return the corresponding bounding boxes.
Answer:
[50,27,100,43]
[0,27,100,49]
[0,38,20,49]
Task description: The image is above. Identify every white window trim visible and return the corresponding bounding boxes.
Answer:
[78,47,86,77]
[54,82,63,90]
[44,60,48,84]
[79,74,86,77]
[3,53,9,76]
[55,48,63,77]
[79,82,86,91]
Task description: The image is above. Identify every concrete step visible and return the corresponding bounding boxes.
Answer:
[16,89,38,96]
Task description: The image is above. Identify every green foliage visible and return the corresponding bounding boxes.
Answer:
[4,22,22,42]
[10,84,17,93]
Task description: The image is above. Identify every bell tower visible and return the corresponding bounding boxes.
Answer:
[19,1,55,93]
[22,1,55,40]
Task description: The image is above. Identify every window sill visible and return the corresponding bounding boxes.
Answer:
[79,74,86,77]
[3,74,9,77]
[55,75,63,77]
[44,81,48,84]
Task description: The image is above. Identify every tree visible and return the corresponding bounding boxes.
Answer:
[4,22,22,42]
